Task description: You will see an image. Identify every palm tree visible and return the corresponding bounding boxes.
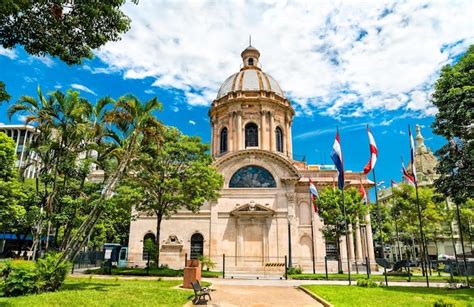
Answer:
[60,94,163,261]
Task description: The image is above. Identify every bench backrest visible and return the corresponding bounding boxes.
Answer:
[191,281,201,293]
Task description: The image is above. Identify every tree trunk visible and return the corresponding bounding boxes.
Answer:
[336,235,342,274]
[155,214,162,267]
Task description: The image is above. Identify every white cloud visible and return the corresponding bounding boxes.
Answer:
[92,0,472,117]
[171,106,179,112]
[17,115,27,123]
[71,83,97,96]
[144,89,156,94]
[0,47,17,59]
[188,120,196,125]
[30,55,55,67]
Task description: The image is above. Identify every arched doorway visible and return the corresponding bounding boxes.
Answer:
[142,232,156,260]
[190,233,204,259]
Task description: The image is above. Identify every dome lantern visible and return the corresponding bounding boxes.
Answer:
[241,45,260,69]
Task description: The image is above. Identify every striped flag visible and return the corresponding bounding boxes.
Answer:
[363,128,378,174]
[330,131,344,190]
[309,178,319,212]
[390,180,399,189]
[409,127,417,184]
[402,162,415,186]
[359,184,367,204]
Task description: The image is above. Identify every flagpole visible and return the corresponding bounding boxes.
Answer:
[338,127,352,285]
[409,125,430,288]
[372,168,388,286]
[391,182,402,261]
[309,188,316,274]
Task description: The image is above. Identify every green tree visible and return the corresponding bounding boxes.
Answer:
[60,94,164,262]
[129,127,223,265]
[0,131,16,180]
[317,187,367,273]
[0,1,137,64]
[431,45,473,202]
[0,81,10,104]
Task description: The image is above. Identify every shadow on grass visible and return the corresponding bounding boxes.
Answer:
[379,286,474,303]
[60,281,121,292]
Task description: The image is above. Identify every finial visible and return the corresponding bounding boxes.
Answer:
[249,35,252,46]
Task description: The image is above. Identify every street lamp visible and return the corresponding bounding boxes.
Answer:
[288,213,294,268]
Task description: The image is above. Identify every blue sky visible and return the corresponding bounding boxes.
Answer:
[0,0,472,197]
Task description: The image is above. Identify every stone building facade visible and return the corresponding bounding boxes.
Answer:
[128,45,376,273]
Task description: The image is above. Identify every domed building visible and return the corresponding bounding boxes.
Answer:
[127,45,376,274]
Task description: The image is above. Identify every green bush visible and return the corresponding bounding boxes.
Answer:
[433,299,454,307]
[198,256,216,271]
[0,253,71,297]
[287,266,303,275]
[356,277,379,288]
[36,253,71,292]
[1,261,38,297]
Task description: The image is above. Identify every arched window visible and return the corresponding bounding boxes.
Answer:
[142,233,156,261]
[229,165,276,188]
[220,127,228,154]
[190,233,204,259]
[275,127,283,152]
[248,58,254,66]
[245,123,258,147]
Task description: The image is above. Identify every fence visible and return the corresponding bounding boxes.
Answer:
[72,250,104,271]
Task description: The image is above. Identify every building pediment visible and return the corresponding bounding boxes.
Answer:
[230,200,275,217]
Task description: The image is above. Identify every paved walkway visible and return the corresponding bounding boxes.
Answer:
[204,284,322,307]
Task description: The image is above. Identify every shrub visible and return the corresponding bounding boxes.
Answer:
[1,260,38,297]
[198,256,216,271]
[287,266,303,275]
[433,299,454,307]
[0,253,71,297]
[36,253,71,292]
[357,277,379,288]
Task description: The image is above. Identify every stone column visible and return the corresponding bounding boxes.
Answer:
[237,111,242,150]
[260,111,267,150]
[269,112,275,151]
[354,218,363,261]
[285,117,291,158]
[348,224,355,261]
[210,121,216,157]
[365,213,376,261]
[287,122,293,159]
[228,113,234,152]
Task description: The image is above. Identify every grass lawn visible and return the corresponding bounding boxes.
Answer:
[85,266,222,278]
[302,285,474,307]
[290,273,454,282]
[0,277,194,307]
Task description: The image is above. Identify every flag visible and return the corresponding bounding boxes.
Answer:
[390,180,399,189]
[402,162,415,186]
[409,127,417,184]
[309,178,319,212]
[363,128,378,174]
[359,184,367,204]
[330,131,344,190]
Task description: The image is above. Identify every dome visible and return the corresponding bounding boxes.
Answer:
[216,45,285,99]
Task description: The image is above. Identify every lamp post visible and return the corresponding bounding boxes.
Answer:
[288,214,294,268]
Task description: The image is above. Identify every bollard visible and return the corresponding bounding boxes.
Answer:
[184,253,187,268]
[325,256,328,280]
[365,256,370,279]
[223,254,225,279]
[407,263,411,282]
[355,260,359,275]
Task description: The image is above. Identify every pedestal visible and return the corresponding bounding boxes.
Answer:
[183,259,201,289]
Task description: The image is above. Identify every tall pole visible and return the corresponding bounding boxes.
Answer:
[309,189,316,274]
[341,187,351,285]
[288,217,292,268]
[408,125,430,287]
[454,199,469,284]
[372,169,388,286]
[446,198,460,274]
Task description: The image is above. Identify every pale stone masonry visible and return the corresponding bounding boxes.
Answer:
[128,45,376,273]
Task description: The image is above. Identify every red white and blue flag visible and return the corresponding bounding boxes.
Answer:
[330,131,344,190]
[363,128,378,174]
[359,184,367,204]
[402,162,415,186]
[309,178,319,212]
[409,127,418,184]
[390,180,399,189]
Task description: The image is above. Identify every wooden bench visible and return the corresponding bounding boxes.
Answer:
[191,280,211,305]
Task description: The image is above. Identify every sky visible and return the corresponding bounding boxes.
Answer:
[0,0,473,196]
